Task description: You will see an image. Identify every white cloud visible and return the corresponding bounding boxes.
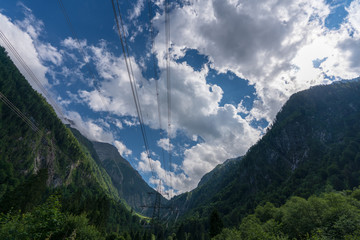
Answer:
[0,4,64,117]
[114,119,123,129]
[57,96,71,106]
[153,0,334,124]
[28,0,358,194]
[136,0,360,193]
[129,0,145,21]
[15,4,63,66]
[114,140,132,157]
[71,38,262,193]
[0,13,49,88]
[36,42,63,65]
[79,90,111,112]
[15,2,44,39]
[237,100,249,115]
[66,111,114,143]
[347,0,360,35]
[61,37,88,50]
[157,138,174,152]
[138,151,158,174]
[123,118,140,127]
[137,151,186,197]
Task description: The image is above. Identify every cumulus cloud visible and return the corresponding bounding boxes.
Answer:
[157,138,174,152]
[0,4,64,118]
[66,111,114,143]
[114,119,123,129]
[128,0,145,21]
[67,111,133,160]
[153,0,335,123]
[157,0,359,121]
[0,13,49,88]
[137,151,186,197]
[62,37,88,50]
[14,2,44,39]
[36,42,63,66]
[123,118,140,127]
[134,0,360,193]
[15,4,63,67]
[156,0,352,123]
[61,31,265,193]
[114,140,133,156]
[347,0,360,35]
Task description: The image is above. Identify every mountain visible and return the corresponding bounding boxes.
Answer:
[166,157,242,218]
[0,46,144,238]
[3,38,360,239]
[68,125,167,216]
[197,157,243,188]
[169,79,360,238]
[92,140,168,215]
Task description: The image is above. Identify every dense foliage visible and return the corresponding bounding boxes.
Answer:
[0,195,104,240]
[213,188,360,239]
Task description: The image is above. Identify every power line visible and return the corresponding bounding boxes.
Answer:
[147,0,171,198]
[0,31,64,119]
[0,90,51,170]
[0,91,39,132]
[60,0,169,209]
[111,0,156,178]
[115,0,151,150]
[165,0,173,199]
[57,0,79,42]
[56,0,132,192]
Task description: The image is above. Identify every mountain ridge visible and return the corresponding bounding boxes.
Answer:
[167,79,360,238]
[92,141,168,215]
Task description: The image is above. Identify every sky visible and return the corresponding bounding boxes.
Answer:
[0,0,360,198]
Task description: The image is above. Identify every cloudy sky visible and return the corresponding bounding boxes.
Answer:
[1,0,360,197]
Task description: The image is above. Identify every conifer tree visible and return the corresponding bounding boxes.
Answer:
[209,209,223,238]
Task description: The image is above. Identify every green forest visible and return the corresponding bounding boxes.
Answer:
[213,188,360,240]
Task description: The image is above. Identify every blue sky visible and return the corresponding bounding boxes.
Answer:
[1,0,360,197]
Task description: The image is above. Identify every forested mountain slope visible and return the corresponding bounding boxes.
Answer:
[69,125,167,216]
[0,46,144,238]
[214,188,360,239]
[167,157,242,218]
[92,141,168,215]
[169,79,360,238]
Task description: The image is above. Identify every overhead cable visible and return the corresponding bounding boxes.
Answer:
[147,0,170,194]
[0,31,64,119]
[0,91,39,132]
[111,0,156,178]
[57,0,127,180]
[164,0,173,199]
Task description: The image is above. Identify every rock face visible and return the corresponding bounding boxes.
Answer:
[169,79,360,227]
[92,141,167,216]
